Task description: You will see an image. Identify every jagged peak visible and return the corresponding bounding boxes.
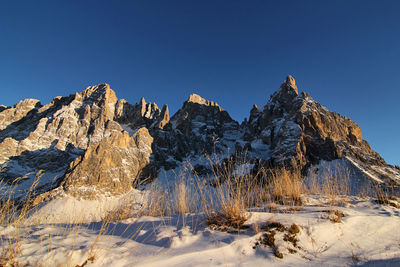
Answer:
[15,98,41,109]
[279,75,298,95]
[156,104,170,129]
[267,75,300,109]
[83,83,110,93]
[161,104,169,115]
[138,97,160,110]
[135,97,161,119]
[187,93,219,107]
[285,75,296,87]
[79,83,117,103]
[139,97,147,116]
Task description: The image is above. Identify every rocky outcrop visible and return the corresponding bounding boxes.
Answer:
[172,94,235,136]
[151,93,240,168]
[0,99,41,131]
[115,97,169,130]
[63,128,153,199]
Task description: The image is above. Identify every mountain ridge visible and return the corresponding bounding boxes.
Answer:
[0,75,399,202]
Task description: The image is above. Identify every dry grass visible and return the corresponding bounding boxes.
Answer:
[374,184,400,208]
[196,156,305,230]
[329,211,344,223]
[200,156,253,230]
[136,182,173,217]
[269,167,304,206]
[175,182,189,215]
[255,221,301,259]
[206,204,248,230]
[133,154,360,232]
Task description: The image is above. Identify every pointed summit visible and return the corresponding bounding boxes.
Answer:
[281,75,298,95]
[285,75,296,87]
[267,75,300,111]
[156,104,170,129]
[139,97,147,117]
[80,83,118,104]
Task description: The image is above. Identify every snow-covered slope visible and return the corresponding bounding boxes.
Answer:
[3,197,400,266]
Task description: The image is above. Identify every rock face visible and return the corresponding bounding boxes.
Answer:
[63,128,153,198]
[151,94,240,168]
[0,84,159,199]
[0,76,399,201]
[115,97,170,130]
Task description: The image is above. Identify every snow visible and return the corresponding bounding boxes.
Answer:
[120,124,135,136]
[2,197,400,266]
[345,157,384,183]
[233,164,255,176]
[26,189,145,224]
[305,158,381,196]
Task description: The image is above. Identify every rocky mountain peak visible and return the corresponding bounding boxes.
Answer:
[187,93,219,107]
[266,75,300,114]
[139,97,160,119]
[78,83,118,106]
[243,76,399,186]
[156,104,170,129]
[172,94,233,125]
[15,98,42,110]
[283,75,298,94]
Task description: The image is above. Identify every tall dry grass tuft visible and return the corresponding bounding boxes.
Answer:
[201,154,257,229]
[196,154,309,229]
[137,182,173,217]
[174,180,188,215]
[269,167,304,206]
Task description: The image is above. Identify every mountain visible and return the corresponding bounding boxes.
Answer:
[242,76,399,185]
[0,76,399,204]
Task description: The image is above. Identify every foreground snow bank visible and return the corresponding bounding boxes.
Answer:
[1,196,400,266]
[26,189,145,224]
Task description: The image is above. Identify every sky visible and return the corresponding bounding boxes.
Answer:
[0,0,399,165]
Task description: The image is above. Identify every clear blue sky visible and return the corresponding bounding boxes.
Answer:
[1,0,399,165]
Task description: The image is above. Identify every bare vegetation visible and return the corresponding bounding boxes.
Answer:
[374,184,400,208]
[269,167,304,206]
[329,210,345,223]
[255,221,301,259]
